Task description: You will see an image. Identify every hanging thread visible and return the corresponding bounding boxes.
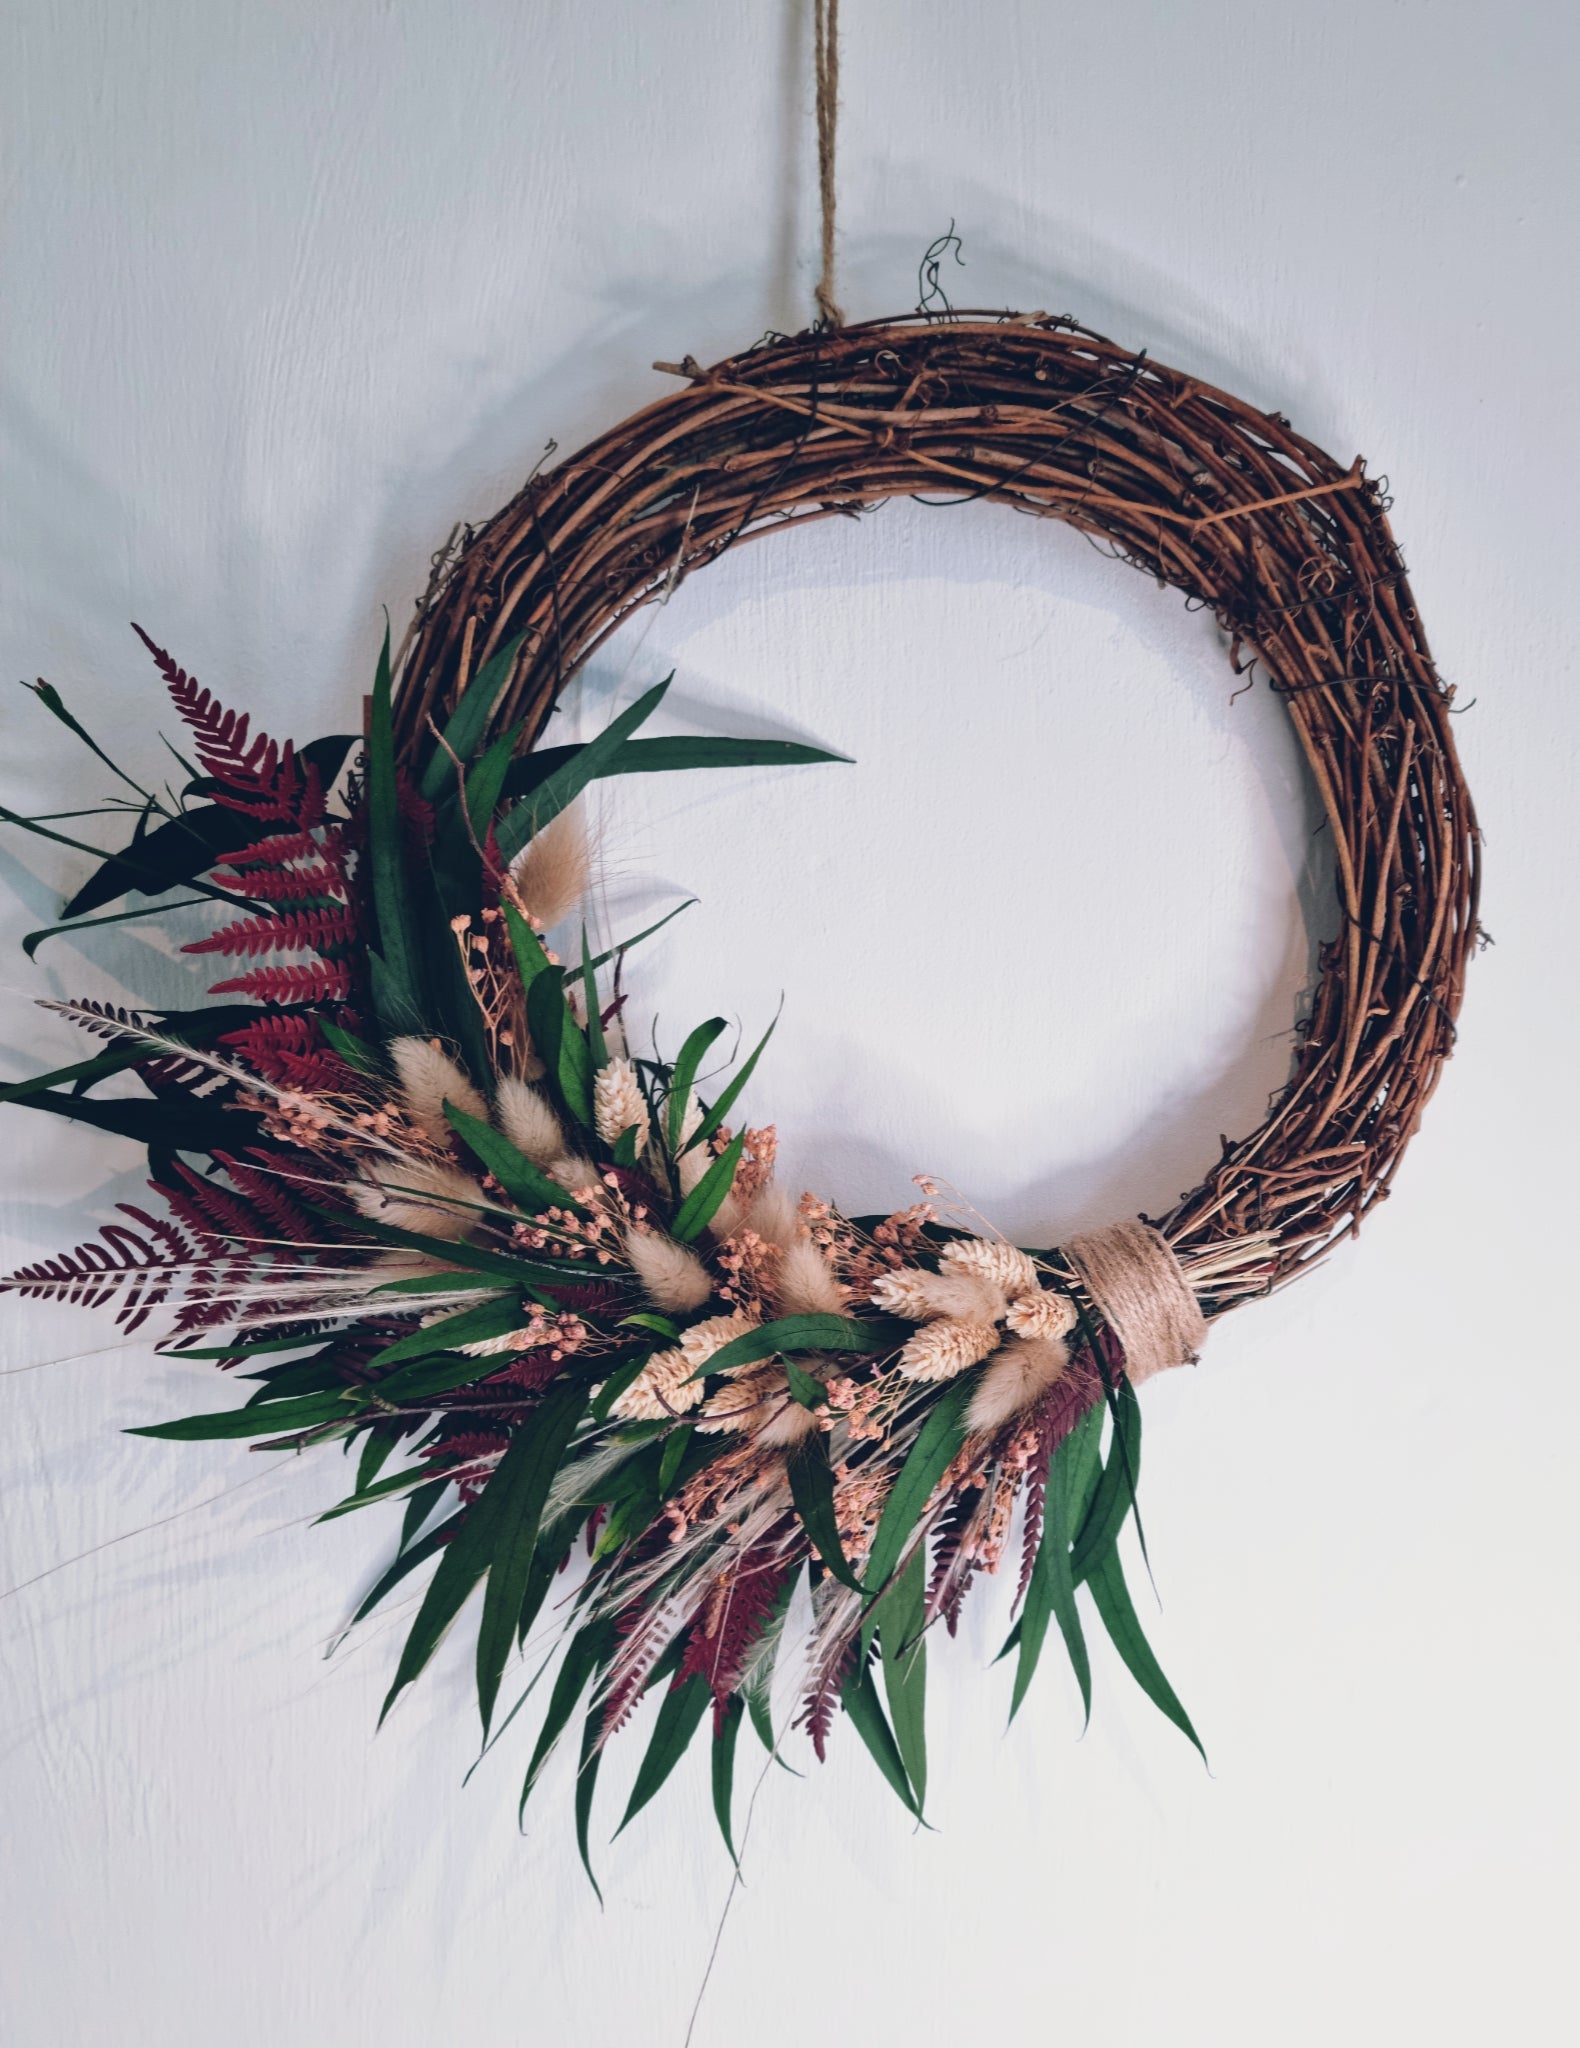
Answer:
[814,0,845,328]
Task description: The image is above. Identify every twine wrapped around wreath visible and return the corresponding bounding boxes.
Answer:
[389,312,1481,1302]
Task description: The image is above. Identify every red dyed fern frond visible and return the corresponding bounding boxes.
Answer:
[208,959,352,1003]
[132,624,284,794]
[184,907,357,961]
[211,1152,324,1245]
[218,1013,349,1090]
[212,862,347,905]
[1,1204,199,1333]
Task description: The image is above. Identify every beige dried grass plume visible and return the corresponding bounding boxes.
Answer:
[351,1158,481,1241]
[494,1077,562,1164]
[624,1228,713,1314]
[966,1335,1070,1434]
[389,1036,488,1147]
[510,798,591,931]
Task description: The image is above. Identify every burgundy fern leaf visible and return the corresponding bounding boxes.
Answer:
[678,1548,792,1733]
[798,1634,858,1763]
[211,1152,325,1245]
[207,959,353,1003]
[928,1478,987,1632]
[1,1204,199,1334]
[216,1013,351,1090]
[184,906,358,961]
[157,1161,269,1249]
[212,862,347,905]
[132,624,282,793]
[216,828,324,871]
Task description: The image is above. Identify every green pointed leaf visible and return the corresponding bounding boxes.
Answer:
[366,623,425,1032]
[1086,1544,1206,1762]
[658,1425,693,1494]
[1071,1378,1143,1587]
[400,1476,449,1549]
[862,1373,979,1623]
[494,676,672,866]
[526,966,593,1130]
[580,928,608,1070]
[128,1392,352,1440]
[318,1459,436,1523]
[1010,1406,1101,1723]
[418,633,528,802]
[362,1292,519,1370]
[669,1129,746,1244]
[787,1436,867,1592]
[683,1014,777,1154]
[667,1017,727,1149]
[783,1357,830,1409]
[442,1097,585,1216]
[841,1657,921,1816]
[381,1412,577,1726]
[476,1380,587,1735]
[320,1019,382,1074]
[573,1700,605,1902]
[355,1424,403,1494]
[331,1512,463,1651]
[711,1694,745,1864]
[616,1672,711,1835]
[520,1618,614,1816]
[500,732,851,805]
[879,1545,929,1809]
[588,1353,653,1424]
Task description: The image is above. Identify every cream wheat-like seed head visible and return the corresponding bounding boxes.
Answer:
[897,1317,1001,1383]
[609,1346,702,1421]
[594,1057,650,1150]
[938,1237,1041,1299]
[1003,1289,1078,1341]
[871,1266,1004,1324]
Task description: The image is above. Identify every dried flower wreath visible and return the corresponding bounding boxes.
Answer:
[1,315,1479,1879]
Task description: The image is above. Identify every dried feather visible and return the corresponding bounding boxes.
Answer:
[966,1335,1071,1435]
[494,1076,562,1164]
[510,797,591,930]
[389,1036,488,1147]
[625,1228,713,1314]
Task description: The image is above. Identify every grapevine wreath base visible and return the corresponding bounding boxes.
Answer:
[1,314,1479,1872]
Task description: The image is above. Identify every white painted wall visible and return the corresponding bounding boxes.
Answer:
[2,4,1575,2043]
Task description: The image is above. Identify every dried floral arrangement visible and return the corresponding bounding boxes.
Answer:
[1,315,1479,1879]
